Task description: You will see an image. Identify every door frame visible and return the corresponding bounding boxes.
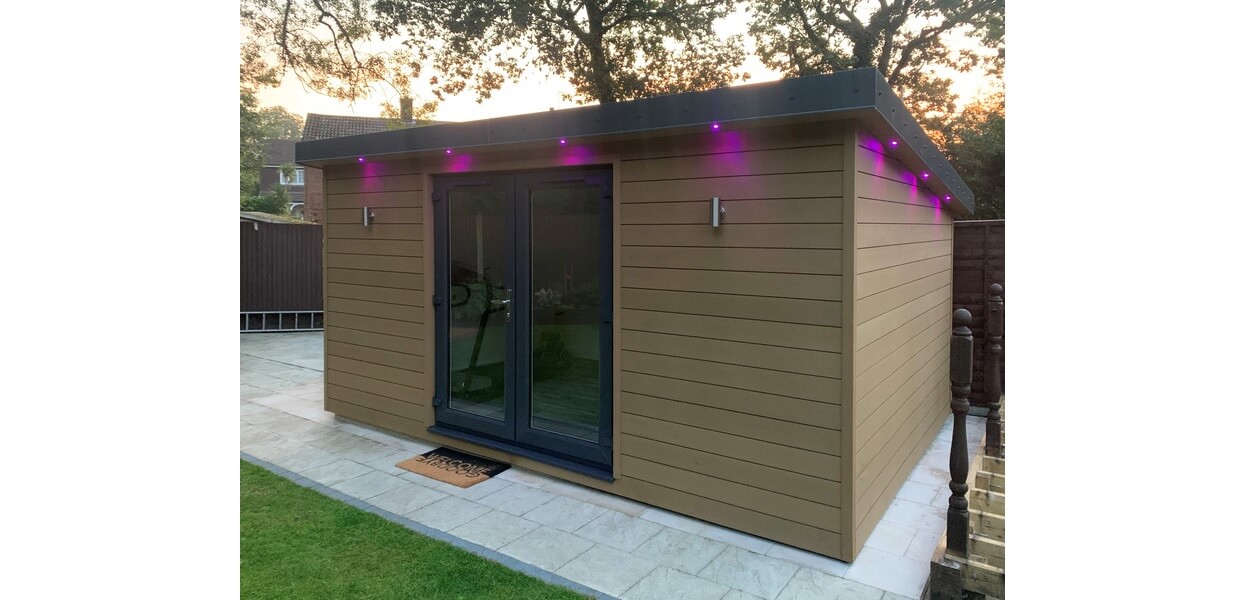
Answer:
[431,166,614,472]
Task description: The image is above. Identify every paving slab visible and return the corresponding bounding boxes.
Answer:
[633,527,727,575]
[499,526,596,571]
[555,544,658,597]
[574,510,665,553]
[698,546,800,600]
[622,566,730,600]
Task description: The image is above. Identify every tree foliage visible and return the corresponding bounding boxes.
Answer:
[946,93,1004,220]
[748,0,1003,133]
[240,42,279,202]
[240,0,426,107]
[257,107,305,140]
[372,0,749,104]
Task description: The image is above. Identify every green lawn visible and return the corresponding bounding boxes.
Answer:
[240,461,588,600]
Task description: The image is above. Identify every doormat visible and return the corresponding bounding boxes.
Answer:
[396,447,510,488]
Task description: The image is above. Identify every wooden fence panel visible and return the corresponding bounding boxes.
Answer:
[952,220,1005,408]
[240,221,323,312]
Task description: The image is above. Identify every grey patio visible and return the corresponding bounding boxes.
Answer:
[241,332,985,600]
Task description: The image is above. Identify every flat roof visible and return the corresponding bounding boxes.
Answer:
[296,68,973,214]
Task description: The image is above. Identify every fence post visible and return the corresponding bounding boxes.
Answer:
[947,308,973,558]
[985,283,1004,458]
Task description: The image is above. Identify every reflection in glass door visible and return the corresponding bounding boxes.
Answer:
[434,169,612,472]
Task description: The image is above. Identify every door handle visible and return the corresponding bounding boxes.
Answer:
[491,289,513,323]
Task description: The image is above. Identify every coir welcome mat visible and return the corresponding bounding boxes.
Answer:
[396,447,510,488]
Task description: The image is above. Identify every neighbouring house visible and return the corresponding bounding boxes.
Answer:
[261,139,305,218]
[295,68,973,562]
[299,98,438,224]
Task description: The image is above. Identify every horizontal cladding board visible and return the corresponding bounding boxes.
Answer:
[620,145,844,182]
[854,385,947,519]
[326,355,424,388]
[622,435,841,503]
[325,397,425,438]
[621,455,841,527]
[326,312,424,340]
[856,196,950,225]
[326,340,423,371]
[621,246,841,275]
[612,476,842,557]
[325,191,424,210]
[854,172,948,211]
[620,308,839,352]
[326,297,425,322]
[326,326,425,356]
[856,223,952,249]
[621,330,839,378]
[327,282,423,307]
[618,122,844,161]
[324,207,424,225]
[858,240,952,274]
[621,172,843,203]
[327,384,426,422]
[856,256,950,300]
[854,403,946,540]
[326,174,424,195]
[326,253,423,273]
[856,273,949,325]
[620,198,842,226]
[326,368,425,404]
[326,224,423,241]
[325,238,424,257]
[324,161,424,180]
[855,299,950,377]
[622,392,840,454]
[860,256,945,305]
[621,288,840,327]
[620,371,840,426]
[854,315,948,403]
[856,285,952,350]
[855,336,947,443]
[622,413,840,482]
[622,351,840,402]
[855,139,935,186]
[327,268,424,291]
[622,224,841,249]
[622,267,841,301]
[855,356,948,466]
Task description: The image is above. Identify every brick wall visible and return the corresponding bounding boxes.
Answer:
[303,166,324,223]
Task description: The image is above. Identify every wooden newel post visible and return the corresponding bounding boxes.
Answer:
[947,308,973,558]
[985,283,1004,458]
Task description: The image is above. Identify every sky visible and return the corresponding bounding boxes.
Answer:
[255,6,997,124]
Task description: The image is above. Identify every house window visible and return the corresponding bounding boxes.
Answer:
[279,168,304,186]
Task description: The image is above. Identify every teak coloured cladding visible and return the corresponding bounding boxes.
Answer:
[316,120,958,561]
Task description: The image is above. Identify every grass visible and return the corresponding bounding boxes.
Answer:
[240,461,588,600]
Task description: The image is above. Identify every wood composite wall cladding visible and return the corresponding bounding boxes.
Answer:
[315,120,958,561]
[849,129,954,555]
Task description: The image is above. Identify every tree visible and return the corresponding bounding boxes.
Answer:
[371,1,749,104]
[747,0,1003,134]
[946,93,1003,220]
[240,0,436,119]
[257,107,304,140]
[240,42,279,202]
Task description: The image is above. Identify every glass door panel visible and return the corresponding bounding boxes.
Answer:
[447,187,509,421]
[528,186,603,442]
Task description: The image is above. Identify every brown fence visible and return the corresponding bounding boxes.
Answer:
[240,221,323,313]
[953,220,1005,409]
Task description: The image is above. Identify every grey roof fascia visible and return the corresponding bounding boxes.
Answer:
[296,68,973,214]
